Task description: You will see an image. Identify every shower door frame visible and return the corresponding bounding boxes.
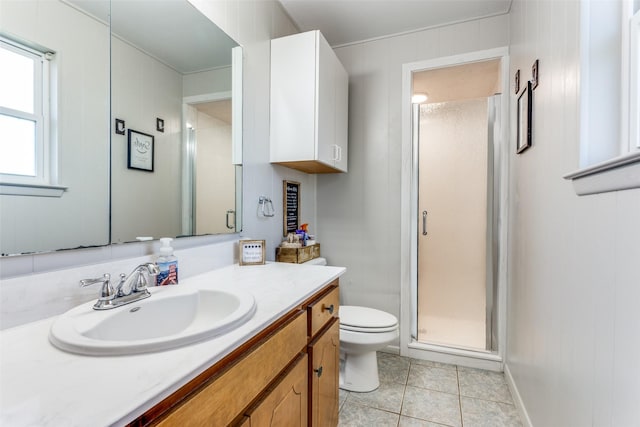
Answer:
[399,47,510,370]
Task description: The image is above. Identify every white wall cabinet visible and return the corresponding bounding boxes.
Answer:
[270,30,348,173]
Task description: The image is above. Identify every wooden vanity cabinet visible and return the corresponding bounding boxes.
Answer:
[154,311,308,426]
[131,280,340,427]
[307,285,340,427]
[308,318,339,427]
[242,353,308,427]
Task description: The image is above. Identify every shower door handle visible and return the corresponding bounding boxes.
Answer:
[226,209,235,229]
[422,211,428,235]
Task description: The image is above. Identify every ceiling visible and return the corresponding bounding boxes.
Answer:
[279,0,512,47]
[413,59,501,104]
[68,0,237,74]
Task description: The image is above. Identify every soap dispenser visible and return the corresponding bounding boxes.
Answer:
[156,238,178,286]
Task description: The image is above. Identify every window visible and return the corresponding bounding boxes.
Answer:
[565,0,640,195]
[0,37,50,186]
[630,6,640,151]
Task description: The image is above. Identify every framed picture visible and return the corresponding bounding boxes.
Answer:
[127,129,154,171]
[239,240,266,266]
[156,118,165,133]
[531,59,539,90]
[115,118,125,135]
[517,81,532,154]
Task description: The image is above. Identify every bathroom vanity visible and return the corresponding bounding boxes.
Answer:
[0,262,344,426]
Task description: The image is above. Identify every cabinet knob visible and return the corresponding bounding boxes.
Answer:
[322,304,334,315]
[314,366,323,377]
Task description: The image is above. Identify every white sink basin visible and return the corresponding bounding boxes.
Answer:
[49,286,256,356]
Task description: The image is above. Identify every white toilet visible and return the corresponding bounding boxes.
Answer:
[339,305,399,392]
[303,257,399,392]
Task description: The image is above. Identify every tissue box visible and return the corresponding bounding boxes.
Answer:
[275,244,320,264]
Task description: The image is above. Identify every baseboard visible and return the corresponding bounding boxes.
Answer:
[381,345,400,355]
[504,363,533,427]
[404,342,503,371]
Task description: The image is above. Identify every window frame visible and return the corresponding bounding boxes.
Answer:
[0,36,51,188]
[565,0,640,195]
[630,7,640,152]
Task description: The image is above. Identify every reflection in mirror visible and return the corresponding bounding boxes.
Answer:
[0,0,242,256]
[0,0,110,255]
[108,0,242,243]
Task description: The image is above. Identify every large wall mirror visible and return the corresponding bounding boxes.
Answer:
[0,0,242,256]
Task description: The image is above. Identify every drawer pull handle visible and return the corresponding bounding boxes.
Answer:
[322,304,334,314]
[314,366,323,377]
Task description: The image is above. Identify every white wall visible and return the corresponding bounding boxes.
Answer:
[110,37,183,243]
[507,1,640,425]
[183,66,232,97]
[319,15,509,328]
[188,0,317,260]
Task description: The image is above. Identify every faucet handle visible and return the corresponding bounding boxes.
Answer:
[80,273,115,301]
[133,263,159,292]
[133,270,149,292]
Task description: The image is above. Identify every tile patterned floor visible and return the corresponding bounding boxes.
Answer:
[338,352,522,427]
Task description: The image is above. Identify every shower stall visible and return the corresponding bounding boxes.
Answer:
[402,53,508,365]
[413,96,501,352]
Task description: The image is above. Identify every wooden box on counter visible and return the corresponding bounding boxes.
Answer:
[275,244,320,264]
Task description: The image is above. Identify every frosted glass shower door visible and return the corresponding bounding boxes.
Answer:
[417,98,489,350]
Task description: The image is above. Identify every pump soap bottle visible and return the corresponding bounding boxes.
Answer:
[156,237,178,286]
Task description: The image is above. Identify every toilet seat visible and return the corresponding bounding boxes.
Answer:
[339,306,398,333]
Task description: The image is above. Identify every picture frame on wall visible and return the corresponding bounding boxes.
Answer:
[115,118,125,135]
[239,240,266,266]
[531,59,539,90]
[516,81,532,154]
[127,129,154,171]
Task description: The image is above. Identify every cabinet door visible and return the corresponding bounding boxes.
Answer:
[247,354,308,427]
[270,31,317,163]
[333,62,349,173]
[317,33,336,168]
[308,318,340,427]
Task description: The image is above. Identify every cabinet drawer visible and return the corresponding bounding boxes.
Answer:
[307,286,339,338]
[245,353,308,427]
[158,311,307,426]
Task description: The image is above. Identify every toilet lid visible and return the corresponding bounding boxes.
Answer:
[339,306,398,332]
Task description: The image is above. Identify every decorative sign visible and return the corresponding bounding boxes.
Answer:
[239,240,266,266]
[127,129,154,172]
[283,180,300,237]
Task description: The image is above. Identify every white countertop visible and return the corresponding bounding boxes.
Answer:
[0,262,345,427]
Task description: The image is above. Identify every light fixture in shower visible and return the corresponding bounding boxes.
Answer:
[412,93,428,104]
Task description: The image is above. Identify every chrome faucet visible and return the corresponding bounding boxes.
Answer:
[80,263,160,310]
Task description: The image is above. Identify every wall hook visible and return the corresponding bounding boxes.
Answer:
[258,196,275,217]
